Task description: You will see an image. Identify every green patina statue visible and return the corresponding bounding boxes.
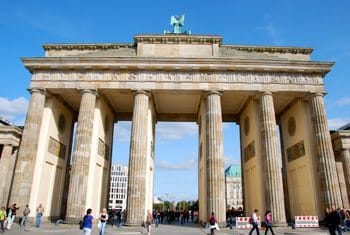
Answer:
[164,14,191,35]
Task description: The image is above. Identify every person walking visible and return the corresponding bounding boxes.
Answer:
[98,208,108,235]
[20,204,31,227]
[35,203,44,227]
[264,210,275,235]
[249,209,260,235]
[7,203,19,230]
[82,208,93,235]
[0,207,6,232]
[146,210,153,235]
[208,212,218,235]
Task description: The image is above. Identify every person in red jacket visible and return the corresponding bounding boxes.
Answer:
[208,212,218,235]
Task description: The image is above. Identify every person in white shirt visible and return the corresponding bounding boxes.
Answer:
[249,209,260,235]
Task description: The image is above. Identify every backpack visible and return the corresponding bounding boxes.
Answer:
[209,216,215,225]
[79,215,86,230]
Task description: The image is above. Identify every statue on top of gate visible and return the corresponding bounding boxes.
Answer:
[164,14,191,35]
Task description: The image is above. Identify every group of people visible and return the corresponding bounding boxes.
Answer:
[325,205,350,235]
[81,208,113,235]
[207,209,276,235]
[0,203,44,232]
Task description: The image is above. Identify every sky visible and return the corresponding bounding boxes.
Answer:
[1,0,350,202]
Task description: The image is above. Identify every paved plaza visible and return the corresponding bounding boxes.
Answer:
[2,221,347,235]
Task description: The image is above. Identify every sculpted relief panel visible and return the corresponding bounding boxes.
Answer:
[33,71,323,85]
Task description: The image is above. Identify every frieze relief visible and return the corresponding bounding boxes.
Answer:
[32,71,323,85]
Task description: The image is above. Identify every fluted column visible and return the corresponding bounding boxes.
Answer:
[66,89,97,221]
[10,88,46,209]
[259,91,286,226]
[0,145,14,206]
[205,91,226,224]
[341,149,350,198]
[126,90,150,226]
[310,93,342,207]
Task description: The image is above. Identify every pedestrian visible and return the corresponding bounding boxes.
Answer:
[21,204,31,227]
[146,210,153,235]
[208,211,218,235]
[0,206,6,232]
[328,206,340,235]
[7,203,19,230]
[249,209,260,235]
[98,208,108,235]
[264,210,275,235]
[35,203,45,227]
[82,208,93,235]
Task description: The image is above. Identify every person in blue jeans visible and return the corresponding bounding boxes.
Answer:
[35,204,45,227]
[99,208,108,235]
[83,208,93,235]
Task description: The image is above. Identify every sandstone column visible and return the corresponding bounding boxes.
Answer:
[66,89,97,221]
[10,88,46,208]
[310,93,343,207]
[205,91,226,224]
[341,149,350,198]
[259,91,286,226]
[126,90,150,226]
[0,145,14,206]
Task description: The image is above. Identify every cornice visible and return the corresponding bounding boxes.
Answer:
[21,57,334,76]
[221,45,313,55]
[134,34,222,44]
[42,43,135,51]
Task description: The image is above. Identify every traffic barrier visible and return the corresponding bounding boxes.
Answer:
[294,216,319,228]
[235,217,261,230]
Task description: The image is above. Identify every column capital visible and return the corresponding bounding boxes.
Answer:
[80,89,98,96]
[258,91,273,97]
[309,92,325,99]
[28,88,46,95]
[132,90,151,97]
[204,90,222,98]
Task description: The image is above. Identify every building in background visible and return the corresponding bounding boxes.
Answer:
[0,116,22,207]
[109,164,128,210]
[225,164,243,209]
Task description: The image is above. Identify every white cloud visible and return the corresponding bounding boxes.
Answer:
[328,118,350,130]
[156,158,197,171]
[114,122,131,143]
[259,22,285,45]
[336,97,350,106]
[115,122,198,143]
[0,97,29,125]
[156,122,197,141]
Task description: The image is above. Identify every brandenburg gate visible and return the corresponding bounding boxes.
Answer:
[8,33,346,225]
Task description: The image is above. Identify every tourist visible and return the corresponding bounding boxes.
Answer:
[249,209,260,235]
[20,204,31,227]
[208,211,218,235]
[35,203,45,227]
[146,210,153,235]
[343,210,350,232]
[0,206,6,232]
[7,203,19,230]
[328,206,341,235]
[264,210,275,235]
[82,208,93,235]
[98,208,108,235]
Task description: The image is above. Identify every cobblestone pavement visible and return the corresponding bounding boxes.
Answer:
[2,221,348,235]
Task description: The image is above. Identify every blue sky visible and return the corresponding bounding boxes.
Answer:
[1,0,350,202]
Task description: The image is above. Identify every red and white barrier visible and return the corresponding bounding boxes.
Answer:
[295,216,319,228]
[235,217,261,230]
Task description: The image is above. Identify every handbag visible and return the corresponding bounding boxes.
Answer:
[98,220,101,228]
